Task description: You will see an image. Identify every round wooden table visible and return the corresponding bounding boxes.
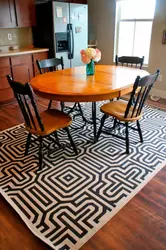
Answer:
[30,65,149,141]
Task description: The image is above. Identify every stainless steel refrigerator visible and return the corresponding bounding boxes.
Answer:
[33,1,88,69]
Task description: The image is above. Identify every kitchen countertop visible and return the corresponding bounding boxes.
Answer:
[0,48,49,57]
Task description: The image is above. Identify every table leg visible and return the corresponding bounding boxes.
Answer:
[92,102,97,143]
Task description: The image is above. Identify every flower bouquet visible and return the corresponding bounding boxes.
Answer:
[80,48,101,75]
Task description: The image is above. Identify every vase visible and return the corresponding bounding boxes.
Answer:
[86,60,95,76]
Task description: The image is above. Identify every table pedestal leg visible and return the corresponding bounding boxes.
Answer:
[92,102,97,143]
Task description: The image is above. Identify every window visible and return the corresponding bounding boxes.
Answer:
[114,0,156,65]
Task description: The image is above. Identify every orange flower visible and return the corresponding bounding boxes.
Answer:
[80,50,91,64]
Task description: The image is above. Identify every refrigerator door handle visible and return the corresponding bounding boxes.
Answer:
[67,24,72,59]
[70,24,74,60]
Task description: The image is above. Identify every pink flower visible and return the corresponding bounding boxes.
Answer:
[80,50,85,55]
[93,49,101,62]
[80,48,101,64]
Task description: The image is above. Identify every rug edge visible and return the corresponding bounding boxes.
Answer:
[1,160,166,250]
[74,159,166,250]
[0,123,24,133]
[0,188,57,250]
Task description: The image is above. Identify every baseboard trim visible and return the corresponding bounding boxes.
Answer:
[150,88,166,99]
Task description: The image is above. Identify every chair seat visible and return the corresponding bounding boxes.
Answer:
[101,100,142,122]
[26,109,72,136]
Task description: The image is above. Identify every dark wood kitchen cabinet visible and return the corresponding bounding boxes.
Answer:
[0,51,48,104]
[11,55,33,83]
[0,0,36,28]
[0,58,14,103]
[15,0,36,27]
[0,0,16,28]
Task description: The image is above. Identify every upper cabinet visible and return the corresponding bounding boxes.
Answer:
[0,0,36,28]
[0,0,16,28]
[15,0,36,27]
[0,0,87,29]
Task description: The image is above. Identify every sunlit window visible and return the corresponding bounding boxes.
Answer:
[114,0,156,65]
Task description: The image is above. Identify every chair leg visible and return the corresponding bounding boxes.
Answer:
[92,102,97,143]
[97,114,107,141]
[39,136,43,170]
[60,101,65,111]
[77,103,87,122]
[137,120,143,143]
[25,133,32,156]
[64,127,78,155]
[48,100,52,110]
[67,102,77,115]
[113,118,117,129]
[54,131,61,147]
[125,122,129,154]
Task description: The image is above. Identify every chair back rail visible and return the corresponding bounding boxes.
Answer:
[36,57,64,74]
[6,75,45,132]
[124,70,160,118]
[115,55,144,69]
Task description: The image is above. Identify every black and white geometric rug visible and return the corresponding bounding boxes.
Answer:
[0,103,166,250]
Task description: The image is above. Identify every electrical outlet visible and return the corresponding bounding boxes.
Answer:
[8,33,12,41]
[158,74,162,82]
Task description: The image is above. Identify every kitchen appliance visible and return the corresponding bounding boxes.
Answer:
[33,1,88,69]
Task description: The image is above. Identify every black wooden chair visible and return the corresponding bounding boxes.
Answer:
[115,55,144,69]
[37,57,86,128]
[97,70,160,154]
[7,75,78,170]
[36,57,64,110]
[37,57,64,74]
[114,55,145,102]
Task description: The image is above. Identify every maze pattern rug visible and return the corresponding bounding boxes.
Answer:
[0,103,166,250]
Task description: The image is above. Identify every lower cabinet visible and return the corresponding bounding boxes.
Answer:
[0,58,14,103]
[11,54,33,83]
[0,51,48,104]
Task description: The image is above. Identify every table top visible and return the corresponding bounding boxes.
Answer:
[30,65,149,102]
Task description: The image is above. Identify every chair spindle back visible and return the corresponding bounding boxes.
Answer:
[7,75,45,132]
[116,55,144,69]
[36,57,64,74]
[124,70,160,119]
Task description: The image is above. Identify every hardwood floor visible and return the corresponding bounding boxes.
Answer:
[0,98,166,250]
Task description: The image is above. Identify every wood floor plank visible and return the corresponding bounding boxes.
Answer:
[0,98,166,250]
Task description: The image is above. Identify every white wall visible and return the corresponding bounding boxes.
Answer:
[88,0,166,98]
[148,0,166,98]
